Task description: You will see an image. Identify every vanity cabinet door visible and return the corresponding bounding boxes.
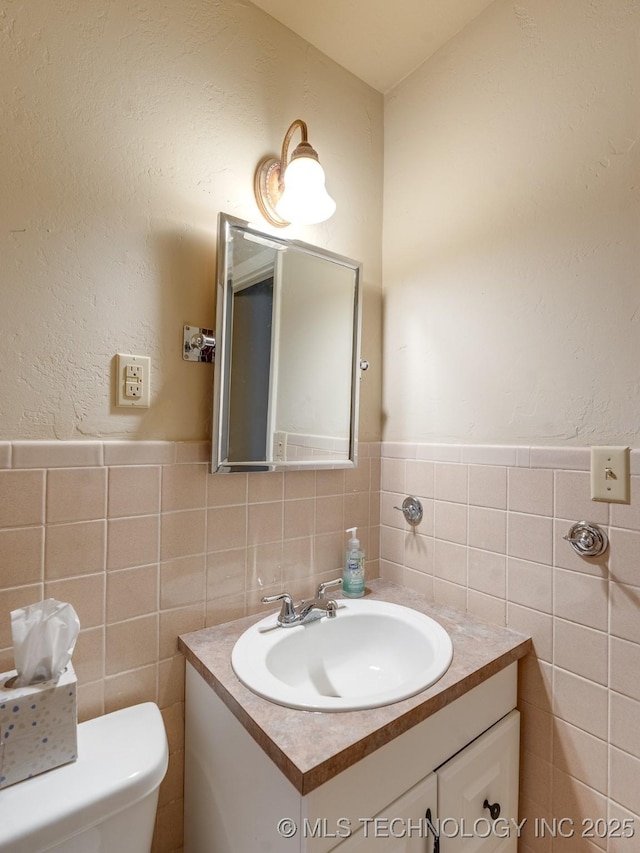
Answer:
[435,710,520,853]
[332,772,438,852]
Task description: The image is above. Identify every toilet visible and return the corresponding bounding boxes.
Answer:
[0,702,168,853]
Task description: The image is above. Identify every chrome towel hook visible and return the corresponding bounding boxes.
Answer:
[563,521,608,557]
[394,496,423,525]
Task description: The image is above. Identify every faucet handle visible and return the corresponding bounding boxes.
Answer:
[315,577,343,599]
[261,592,296,624]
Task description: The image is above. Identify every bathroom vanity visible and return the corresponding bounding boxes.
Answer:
[179,581,531,853]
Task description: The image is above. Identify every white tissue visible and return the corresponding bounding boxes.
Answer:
[10,599,80,687]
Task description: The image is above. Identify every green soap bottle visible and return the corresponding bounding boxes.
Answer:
[343,527,365,598]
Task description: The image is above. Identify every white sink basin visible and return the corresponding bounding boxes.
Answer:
[231,599,453,712]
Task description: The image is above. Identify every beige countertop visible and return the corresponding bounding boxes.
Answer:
[178,579,531,795]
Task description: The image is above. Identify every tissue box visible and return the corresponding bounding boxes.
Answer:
[0,664,77,788]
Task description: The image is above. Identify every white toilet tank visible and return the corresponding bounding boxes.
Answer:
[0,702,168,853]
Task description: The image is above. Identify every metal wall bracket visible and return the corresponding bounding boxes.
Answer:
[183,325,215,363]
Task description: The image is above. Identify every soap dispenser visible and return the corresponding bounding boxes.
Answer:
[343,527,365,598]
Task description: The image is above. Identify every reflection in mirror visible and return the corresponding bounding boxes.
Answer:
[212,214,363,473]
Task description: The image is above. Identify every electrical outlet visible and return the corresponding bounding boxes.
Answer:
[116,354,150,408]
[590,446,630,503]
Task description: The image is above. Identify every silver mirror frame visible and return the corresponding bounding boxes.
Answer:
[212,213,363,473]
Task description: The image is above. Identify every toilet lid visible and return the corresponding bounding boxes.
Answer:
[0,702,168,852]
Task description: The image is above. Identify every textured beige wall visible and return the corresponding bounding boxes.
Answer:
[383,0,640,445]
[0,0,383,442]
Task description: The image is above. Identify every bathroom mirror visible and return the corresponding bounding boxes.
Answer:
[212,213,363,473]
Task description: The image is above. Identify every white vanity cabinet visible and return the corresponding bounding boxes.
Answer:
[332,709,519,853]
[184,661,521,853]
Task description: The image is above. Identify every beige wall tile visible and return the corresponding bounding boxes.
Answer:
[175,441,209,463]
[554,470,608,525]
[508,558,553,613]
[468,548,506,598]
[314,531,343,574]
[434,462,467,504]
[610,637,640,702]
[343,491,370,532]
[106,564,158,622]
[551,768,608,835]
[555,568,608,632]
[468,506,506,553]
[468,464,507,509]
[507,603,553,663]
[434,539,467,585]
[519,698,553,762]
[107,515,159,570]
[610,581,640,644]
[45,573,105,629]
[205,592,246,626]
[248,472,283,503]
[402,567,433,600]
[207,504,247,552]
[207,547,247,598]
[160,509,205,561]
[72,626,104,683]
[246,540,283,591]
[553,668,608,740]
[315,469,345,497]
[284,498,315,539]
[607,801,640,853]
[508,468,553,516]
[553,619,608,686]
[0,469,45,527]
[104,664,157,713]
[609,527,640,588]
[433,577,466,610]
[405,460,434,500]
[0,584,43,649]
[609,747,640,819]
[553,717,608,794]
[434,500,467,545]
[161,555,205,609]
[404,531,433,574]
[610,692,640,759]
[380,491,407,530]
[467,589,505,625]
[247,501,283,545]
[108,465,161,518]
[103,441,174,466]
[159,605,204,659]
[520,749,552,810]
[610,475,640,531]
[13,441,103,468]
[380,458,405,493]
[45,519,106,579]
[284,470,316,499]
[508,513,553,565]
[105,613,158,675]
[0,526,43,587]
[282,537,315,583]
[76,680,105,723]
[0,443,11,468]
[315,494,343,535]
[345,459,371,494]
[47,467,106,523]
[207,472,247,507]
[158,655,185,709]
[518,656,553,713]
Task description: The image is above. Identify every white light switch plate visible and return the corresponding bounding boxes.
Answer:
[116,354,150,408]
[590,446,630,503]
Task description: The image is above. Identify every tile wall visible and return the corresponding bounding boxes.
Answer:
[380,443,640,853]
[0,439,380,853]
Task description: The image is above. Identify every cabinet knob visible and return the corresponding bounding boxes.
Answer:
[483,799,501,820]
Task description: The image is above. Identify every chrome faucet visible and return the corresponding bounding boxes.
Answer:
[261,578,343,627]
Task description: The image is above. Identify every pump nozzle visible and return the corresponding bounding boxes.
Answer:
[346,527,359,549]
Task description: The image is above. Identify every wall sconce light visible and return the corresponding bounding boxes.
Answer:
[254,119,336,228]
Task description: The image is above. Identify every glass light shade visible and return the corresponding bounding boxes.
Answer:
[275,156,336,225]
